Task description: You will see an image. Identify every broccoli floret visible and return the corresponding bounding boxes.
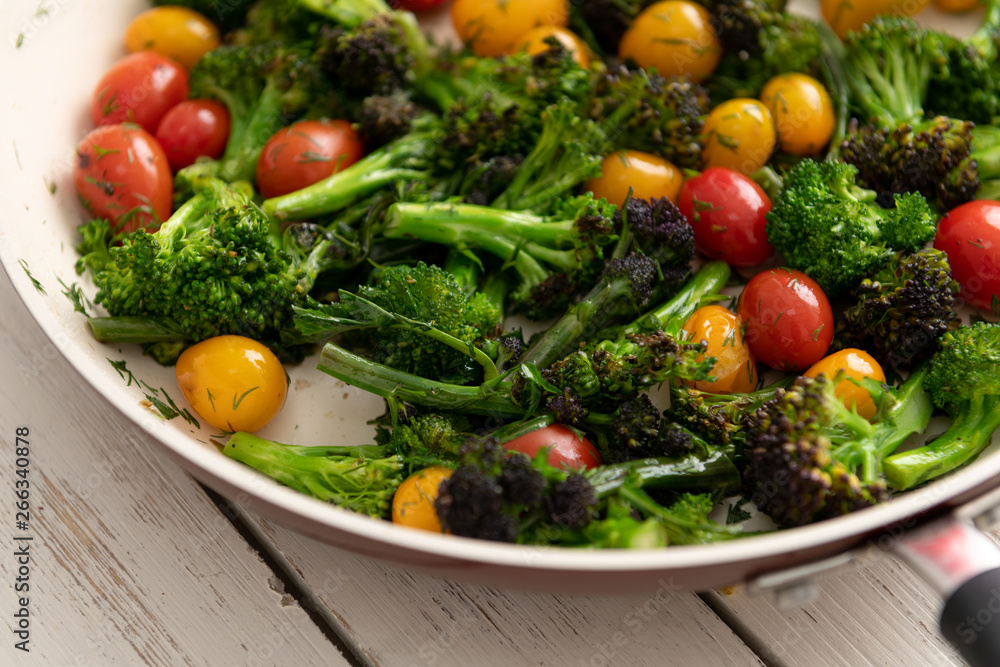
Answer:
[223,431,405,517]
[834,249,962,373]
[183,41,331,184]
[705,10,821,104]
[356,91,419,149]
[667,379,789,453]
[925,1,1000,125]
[883,322,1000,490]
[764,158,937,296]
[351,262,503,383]
[833,16,1000,210]
[314,8,430,97]
[586,66,709,170]
[74,217,123,276]
[86,177,328,363]
[746,370,932,527]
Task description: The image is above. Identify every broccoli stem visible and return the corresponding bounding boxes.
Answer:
[223,431,402,517]
[217,82,287,183]
[587,450,740,495]
[299,0,390,27]
[88,316,188,344]
[517,267,648,370]
[883,395,1000,491]
[620,260,731,338]
[317,342,527,418]
[869,365,934,459]
[262,130,436,221]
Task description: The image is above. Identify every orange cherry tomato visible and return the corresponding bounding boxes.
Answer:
[701,99,777,175]
[760,73,836,157]
[73,124,173,233]
[681,305,759,394]
[392,467,454,533]
[804,348,886,420]
[516,26,591,67]
[451,0,570,57]
[124,6,221,70]
[821,0,932,39]
[586,150,684,206]
[619,1,722,84]
[175,335,288,433]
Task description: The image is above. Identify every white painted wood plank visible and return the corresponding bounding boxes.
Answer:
[0,271,348,666]
[705,554,969,667]
[241,512,765,667]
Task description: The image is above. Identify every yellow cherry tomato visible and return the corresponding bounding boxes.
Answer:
[619,1,722,84]
[681,305,759,394]
[451,0,570,58]
[760,74,836,157]
[175,336,288,432]
[516,26,591,68]
[392,467,454,533]
[820,0,932,39]
[804,348,886,420]
[934,0,981,11]
[586,150,684,206]
[701,98,777,175]
[125,7,221,70]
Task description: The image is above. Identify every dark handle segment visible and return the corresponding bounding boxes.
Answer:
[940,567,1000,667]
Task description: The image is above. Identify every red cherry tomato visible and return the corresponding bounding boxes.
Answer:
[255,119,364,199]
[736,268,834,372]
[92,51,189,133]
[677,167,774,267]
[155,99,231,171]
[389,0,448,10]
[73,124,173,233]
[934,200,1000,312]
[503,424,601,470]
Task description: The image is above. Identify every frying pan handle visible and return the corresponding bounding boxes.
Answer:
[894,516,1000,667]
[940,567,1000,667]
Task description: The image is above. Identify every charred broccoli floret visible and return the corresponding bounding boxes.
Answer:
[586,66,709,170]
[746,370,932,527]
[764,158,937,296]
[834,249,962,373]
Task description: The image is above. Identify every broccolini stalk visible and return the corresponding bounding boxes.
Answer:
[883,323,1000,490]
[317,343,530,419]
[521,260,728,370]
[263,118,441,221]
[223,431,403,518]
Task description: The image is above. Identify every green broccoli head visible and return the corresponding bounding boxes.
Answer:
[765,159,937,296]
[835,249,962,373]
[94,178,302,348]
[925,321,1000,410]
[353,262,503,384]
